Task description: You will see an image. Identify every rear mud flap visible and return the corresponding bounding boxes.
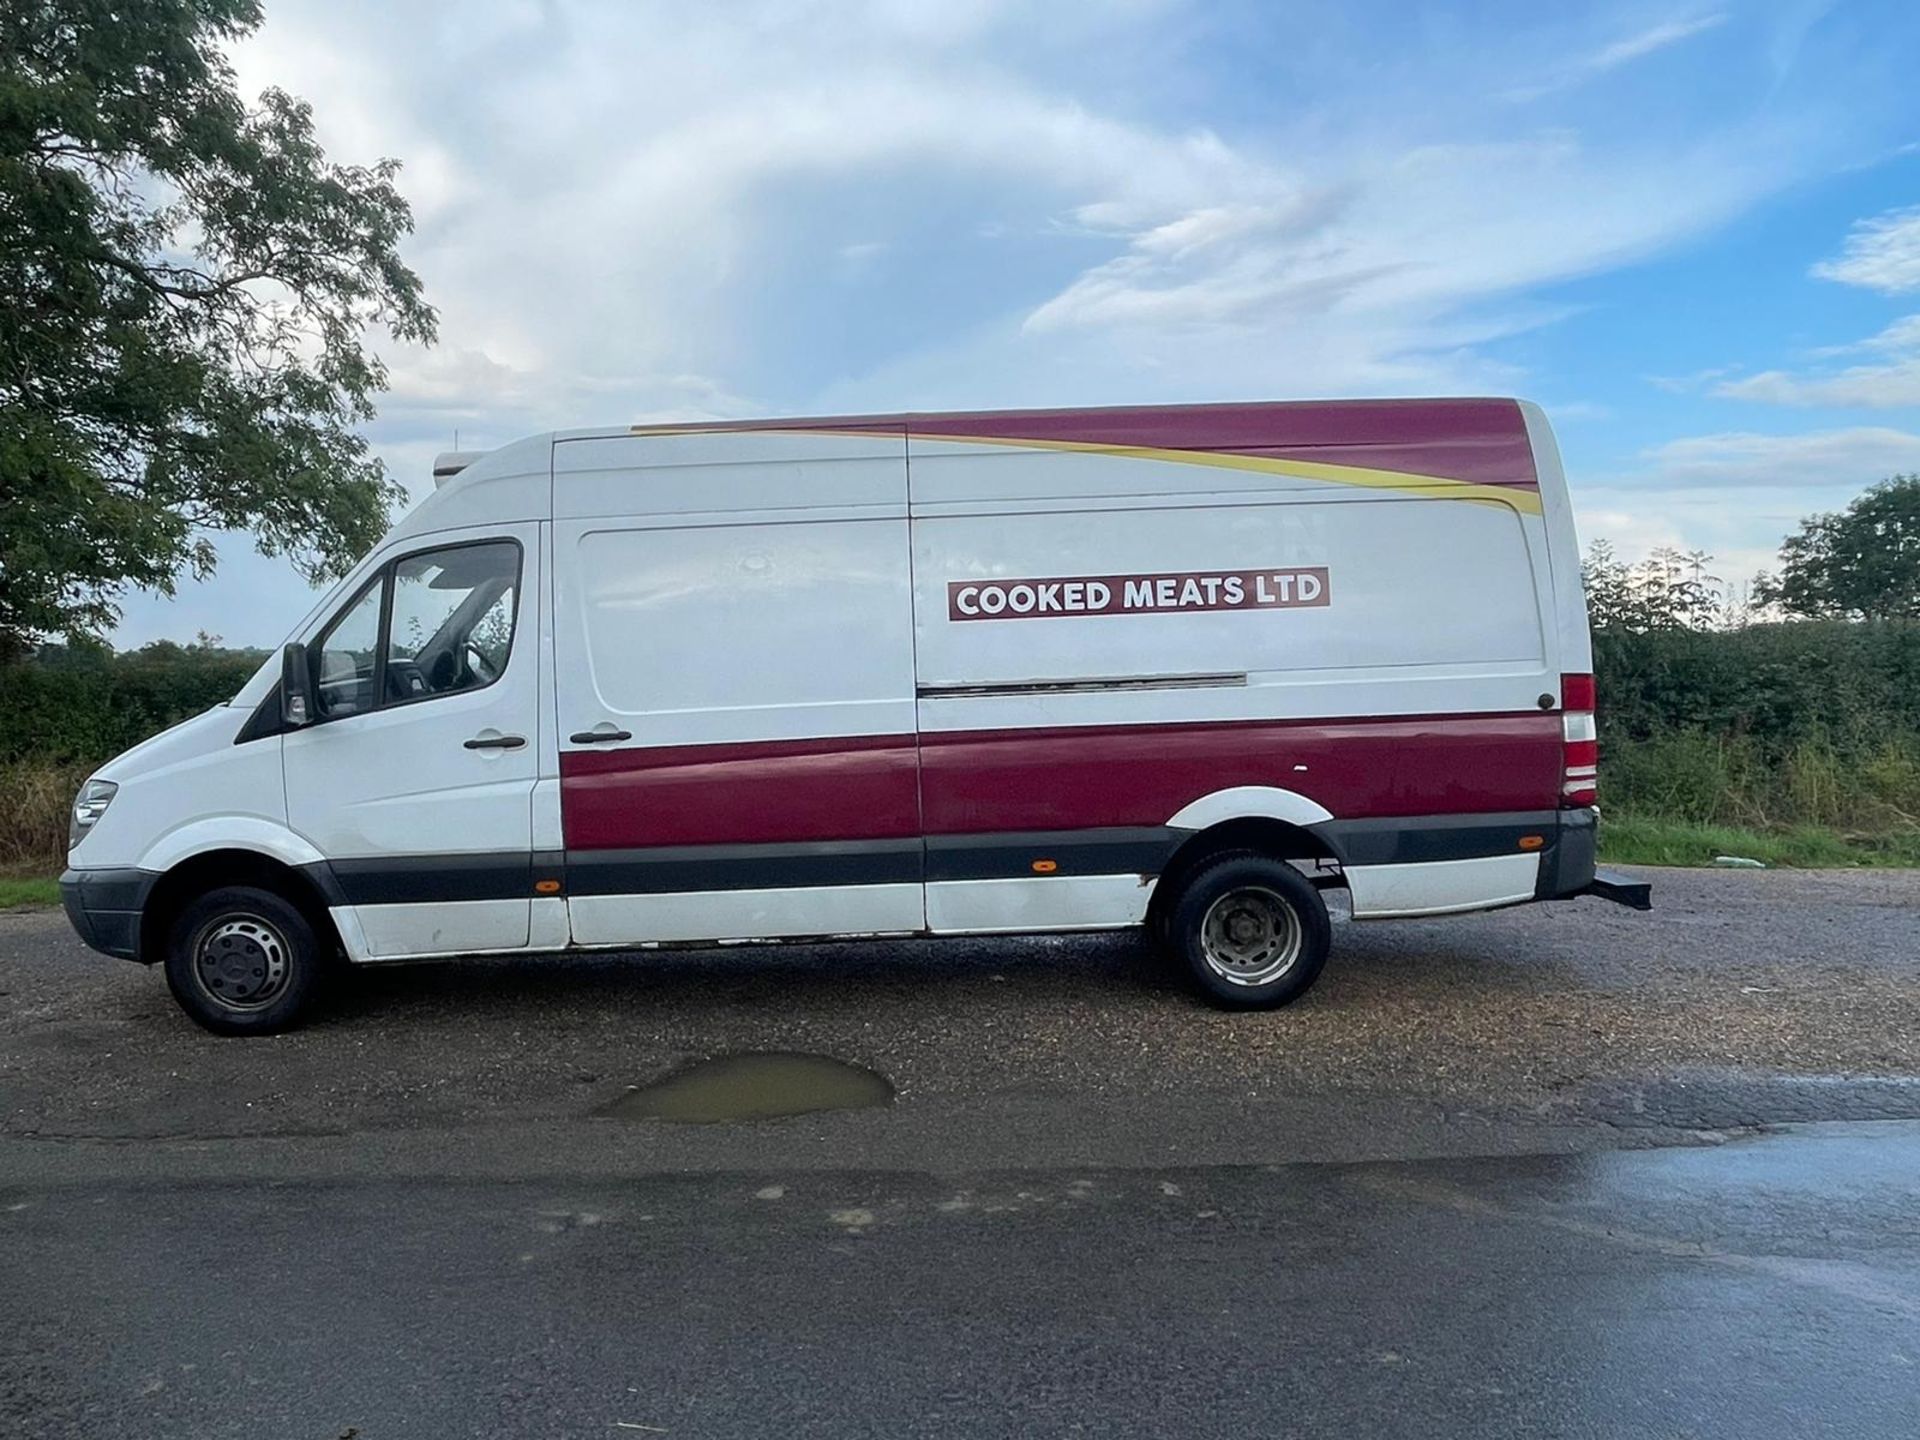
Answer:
[1581,870,1653,911]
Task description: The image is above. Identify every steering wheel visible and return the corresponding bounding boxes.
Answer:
[463,642,498,687]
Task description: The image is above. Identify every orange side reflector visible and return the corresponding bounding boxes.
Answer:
[534,879,562,894]
[1031,859,1059,873]
[1518,835,1545,851]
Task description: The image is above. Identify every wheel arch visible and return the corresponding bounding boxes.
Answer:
[1147,815,1343,932]
[139,849,342,967]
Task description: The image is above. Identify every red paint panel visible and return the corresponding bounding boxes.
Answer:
[628,399,1538,492]
[562,735,920,849]
[560,713,1564,850]
[919,714,1564,832]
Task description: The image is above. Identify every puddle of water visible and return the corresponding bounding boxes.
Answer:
[596,1051,895,1123]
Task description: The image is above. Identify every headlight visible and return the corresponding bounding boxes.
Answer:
[69,778,118,850]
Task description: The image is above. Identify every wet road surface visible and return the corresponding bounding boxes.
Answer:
[3,866,1918,1435]
[6,1127,1918,1439]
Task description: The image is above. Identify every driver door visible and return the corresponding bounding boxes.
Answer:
[284,523,542,959]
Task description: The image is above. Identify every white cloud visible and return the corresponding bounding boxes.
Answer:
[1570,423,1918,588]
[1812,205,1920,294]
[1503,11,1727,101]
[218,0,1795,422]
[1019,131,1768,351]
[1646,364,1738,393]
[1716,363,1920,409]
[1627,427,1920,488]
[1589,13,1728,72]
[1572,502,1780,583]
[1816,312,1920,355]
[1714,314,1920,408]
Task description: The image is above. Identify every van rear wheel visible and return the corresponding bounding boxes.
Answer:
[163,885,324,1036]
[1164,854,1330,1009]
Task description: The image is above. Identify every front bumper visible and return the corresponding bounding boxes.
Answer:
[59,868,156,962]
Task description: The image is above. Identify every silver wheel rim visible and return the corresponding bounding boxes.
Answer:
[192,914,292,1010]
[1199,886,1303,987]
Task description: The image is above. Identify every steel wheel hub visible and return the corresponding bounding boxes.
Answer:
[1199,886,1303,987]
[194,915,291,1009]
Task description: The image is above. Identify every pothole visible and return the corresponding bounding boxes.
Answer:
[595,1051,896,1123]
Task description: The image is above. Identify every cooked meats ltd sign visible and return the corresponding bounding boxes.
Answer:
[948,568,1330,621]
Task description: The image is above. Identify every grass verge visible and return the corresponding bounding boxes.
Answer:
[0,875,62,910]
[1599,814,1920,868]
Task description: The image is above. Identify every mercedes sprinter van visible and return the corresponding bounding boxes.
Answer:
[61,399,1648,1033]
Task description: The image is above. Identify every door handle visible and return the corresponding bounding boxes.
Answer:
[464,733,527,750]
[569,728,633,744]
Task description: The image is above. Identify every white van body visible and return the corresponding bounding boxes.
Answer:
[62,399,1639,1023]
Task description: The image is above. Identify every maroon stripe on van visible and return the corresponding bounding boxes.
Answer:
[561,734,921,850]
[918,713,1561,832]
[627,399,1540,492]
[558,713,1563,850]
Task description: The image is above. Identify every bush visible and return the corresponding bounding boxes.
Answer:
[1601,732,1920,831]
[0,641,264,766]
[1594,620,1920,750]
[0,761,90,870]
[1595,619,1920,840]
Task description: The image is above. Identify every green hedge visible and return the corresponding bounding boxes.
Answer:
[1592,620,1920,833]
[1593,620,1920,750]
[0,643,266,766]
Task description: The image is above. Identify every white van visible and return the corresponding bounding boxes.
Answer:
[61,399,1648,1033]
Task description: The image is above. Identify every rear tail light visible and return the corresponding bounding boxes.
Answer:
[1560,672,1597,807]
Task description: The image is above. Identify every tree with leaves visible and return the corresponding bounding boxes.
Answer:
[1,0,435,657]
[1581,541,1724,633]
[1755,475,1920,621]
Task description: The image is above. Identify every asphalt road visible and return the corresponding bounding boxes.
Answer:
[4,867,1919,1436]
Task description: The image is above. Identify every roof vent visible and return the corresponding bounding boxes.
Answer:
[431,450,487,488]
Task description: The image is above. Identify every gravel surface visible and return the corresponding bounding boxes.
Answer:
[3,866,1916,1164]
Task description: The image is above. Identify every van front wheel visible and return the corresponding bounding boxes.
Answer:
[1165,854,1330,1009]
[163,886,324,1036]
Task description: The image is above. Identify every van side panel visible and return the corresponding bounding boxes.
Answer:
[904,400,1571,923]
[536,401,1584,941]
[550,431,925,941]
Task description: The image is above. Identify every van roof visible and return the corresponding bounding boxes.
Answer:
[577,396,1538,492]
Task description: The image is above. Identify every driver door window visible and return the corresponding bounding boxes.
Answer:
[314,579,382,719]
[310,539,521,718]
[387,543,519,703]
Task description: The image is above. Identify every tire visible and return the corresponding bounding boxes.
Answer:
[1163,852,1331,1010]
[163,885,325,1036]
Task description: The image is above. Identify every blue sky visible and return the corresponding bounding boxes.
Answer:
[117,0,1920,644]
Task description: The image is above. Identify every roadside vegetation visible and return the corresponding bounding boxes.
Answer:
[1587,480,1920,868]
[1599,817,1920,869]
[0,875,62,911]
[0,640,263,882]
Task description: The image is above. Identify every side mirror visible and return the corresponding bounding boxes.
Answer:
[280,642,315,728]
